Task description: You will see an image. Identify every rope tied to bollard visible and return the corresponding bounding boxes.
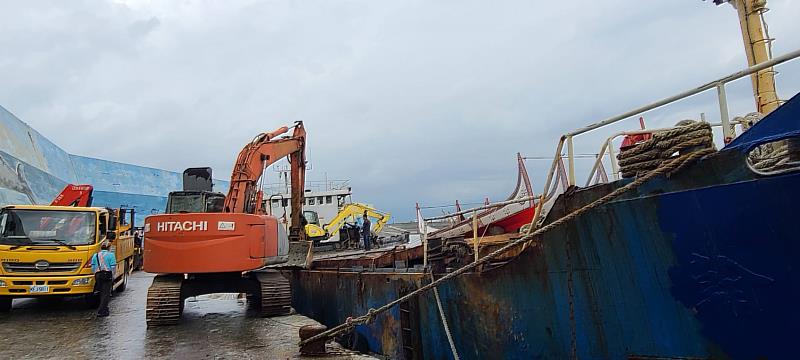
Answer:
[298,140,715,349]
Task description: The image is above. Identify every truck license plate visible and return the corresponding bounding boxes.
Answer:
[29,285,49,293]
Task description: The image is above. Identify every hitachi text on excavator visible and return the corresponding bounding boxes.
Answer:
[142,121,312,326]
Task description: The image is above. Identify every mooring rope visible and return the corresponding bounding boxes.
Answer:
[618,121,714,178]
[431,272,461,360]
[299,140,715,348]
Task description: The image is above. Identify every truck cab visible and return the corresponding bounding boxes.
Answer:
[0,205,135,311]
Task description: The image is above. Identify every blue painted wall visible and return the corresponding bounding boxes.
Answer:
[0,104,229,226]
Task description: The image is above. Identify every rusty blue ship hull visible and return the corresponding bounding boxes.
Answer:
[289,93,800,359]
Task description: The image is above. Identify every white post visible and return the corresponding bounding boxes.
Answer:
[566,136,576,186]
[473,210,479,263]
[717,83,735,144]
[607,138,620,181]
[423,232,428,269]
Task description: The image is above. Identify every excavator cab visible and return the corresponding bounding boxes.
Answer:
[166,191,225,213]
[302,210,327,243]
[165,167,226,214]
[303,210,320,225]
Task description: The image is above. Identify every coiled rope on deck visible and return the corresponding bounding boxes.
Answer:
[617,121,715,178]
[298,139,715,348]
[738,112,798,171]
[725,112,800,171]
[750,142,790,170]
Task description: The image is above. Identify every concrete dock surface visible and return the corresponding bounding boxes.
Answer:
[0,272,375,360]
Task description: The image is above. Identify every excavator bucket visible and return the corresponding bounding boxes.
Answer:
[284,240,314,268]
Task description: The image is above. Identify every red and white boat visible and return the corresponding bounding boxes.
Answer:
[427,153,536,239]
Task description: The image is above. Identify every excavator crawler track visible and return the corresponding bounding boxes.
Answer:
[146,275,184,326]
[255,272,292,317]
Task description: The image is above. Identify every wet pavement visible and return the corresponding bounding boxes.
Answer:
[0,272,375,360]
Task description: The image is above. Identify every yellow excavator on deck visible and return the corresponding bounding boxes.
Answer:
[304,203,390,249]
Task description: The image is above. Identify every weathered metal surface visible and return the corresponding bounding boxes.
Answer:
[290,95,800,359]
[289,270,427,359]
[311,246,424,271]
[300,324,329,355]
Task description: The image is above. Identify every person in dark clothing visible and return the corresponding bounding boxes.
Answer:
[362,211,371,251]
[91,241,116,317]
[132,230,144,271]
[133,230,143,248]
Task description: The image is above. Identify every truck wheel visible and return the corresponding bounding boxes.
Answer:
[0,297,12,312]
[116,262,129,293]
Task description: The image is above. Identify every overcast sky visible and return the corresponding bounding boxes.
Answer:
[1,0,799,220]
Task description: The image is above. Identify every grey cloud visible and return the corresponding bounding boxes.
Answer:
[128,17,160,38]
[1,0,799,221]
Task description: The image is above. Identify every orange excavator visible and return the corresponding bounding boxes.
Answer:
[142,121,312,326]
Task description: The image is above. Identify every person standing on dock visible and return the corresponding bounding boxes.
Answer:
[91,241,116,317]
[361,211,371,251]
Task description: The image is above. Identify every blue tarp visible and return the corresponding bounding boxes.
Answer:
[726,92,800,151]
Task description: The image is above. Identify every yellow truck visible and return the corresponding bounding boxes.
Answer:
[0,205,135,311]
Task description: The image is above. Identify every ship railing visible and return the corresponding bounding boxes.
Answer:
[262,179,351,195]
[419,49,800,227]
[544,47,800,193]
[583,119,754,187]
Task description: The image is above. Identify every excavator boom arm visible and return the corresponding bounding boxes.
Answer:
[224,123,306,213]
[223,122,307,244]
[370,209,390,234]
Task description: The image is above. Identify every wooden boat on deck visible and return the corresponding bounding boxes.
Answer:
[425,153,536,240]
